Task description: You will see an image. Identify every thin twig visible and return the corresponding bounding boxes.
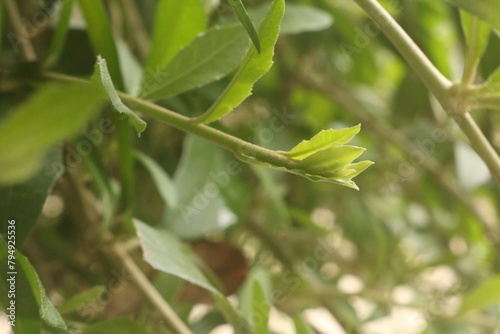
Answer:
[351,0,500,183]
[111,241,193,334]
[118,0,150,60]
[351,0,451,101]
[43,71,304,173]
[3,0,37,61]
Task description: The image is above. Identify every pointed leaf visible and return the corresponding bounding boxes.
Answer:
[146,0,206,70]
[135,151,179,209]
[196,0,285,123]
[16,252,67,329]
[299,145,366,174]
[293,315,316,334]
[164,135,237,239]
[482,66,500,94]
[283,125,361,160]
[222,3,333,35]
[235,123,372,190]
[228,0,261,52]
[77,0,123,88]
[252,281,270,334]
[134,219,221,295]
[45,0,74,68]
[328,160,374,179]
[0,83,104,185]
[460,11,491,63]
[0,236,41,333]
[0,148,63,247]
[446,0,500,30]
[96,56,147,136]
[236,151,365,190]
[58,286,106,315]
[141,25,249,100]
[280,4,333,34]
[81,149,118,228]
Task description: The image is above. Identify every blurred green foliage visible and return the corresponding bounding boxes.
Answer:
[0,0,499,333]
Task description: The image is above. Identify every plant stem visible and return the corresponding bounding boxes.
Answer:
[351,0,500,183]
[3,0,37,61]
[296,71,499,230]
[125,95,301,167]
[111,241,193,334]
[449,110,500,182]
[351,0,452,101]
[475,94,500,110]
[44,71,302,173]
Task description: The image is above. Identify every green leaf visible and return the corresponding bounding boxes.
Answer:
[459,276,500,314]
[16,252,67,330]
[282,125,361,160]
[212,294,252,333]
[481,66,500,94]
[146,0,207,70]
[238,125,372,190]
[195,0,285,123]
[280,4,333,34]
[228,0,261,52]
[0,237,67,330]
[460,11,491,63]
[96,56,147,136]
[238,267,272,320]
[0,82,104,185]
[58,286,106,315]
[0,236,41,333]
[134,219,221,295]
[252,281,270,334]
[78,0,134,209]
[141,25,249,100]
[0,148,63,247]
[299,146,366,175]
[80,148,119,228]
[77,0,124,89]
[293,315,316,334]
[222,3,333,35]
[446,0,500,30]
[82,318,149,334]
[45,0,74,68]
[330,160,374,179]
[163,135,237,239]
[134,151,179,209]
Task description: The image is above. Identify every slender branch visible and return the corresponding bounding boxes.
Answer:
[117,0,150,61]
[449,110,500,182]
[3,0,37,61]
[44,71,302,172]
[111,241,193,334]
[351,0,452,101]
[351,0,500,183]
[475,94,500,110]
[296,71,500,231]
